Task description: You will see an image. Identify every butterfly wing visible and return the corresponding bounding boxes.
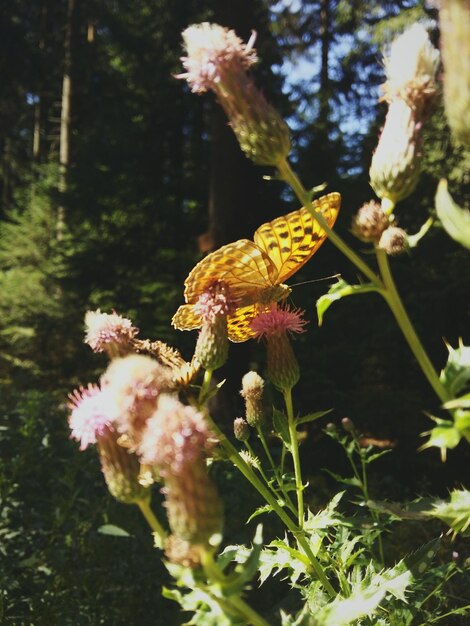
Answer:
[253,192,341,283]
[183,239,277,305]
[172,304,202,331]
[227,304,270,343]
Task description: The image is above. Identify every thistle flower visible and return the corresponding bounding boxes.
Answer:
[68,384,118,450]
[102,354,173,447]
[251,305,307,392]
[193,281,235,370]
[85,309,138,358]
[439,0,470,146]
[138,395,223,546]
[370,25,439,205]
[68,384,149,503]
[240,371,265,427]
[178,23,290,166]
[352,200,390,242]
[378,225,408,256]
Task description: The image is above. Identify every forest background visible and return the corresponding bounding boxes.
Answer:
[0,0,468,623]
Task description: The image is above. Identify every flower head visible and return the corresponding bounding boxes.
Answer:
[378,225,408,256]
[193,281,236,323]
[240,371,265,427]
[178,22,257,93]
[68,384,118,450]
[102,354,173,446]
[382,24,439,106]
[352,200,390,243]
[138,395,214,473]
[250,304,307,338]
[84,309,138,357]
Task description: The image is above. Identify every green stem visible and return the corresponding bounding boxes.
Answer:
[206,413,335,596]
[198,368,214,404]
[200,551,271,626]
[136,498,167,543]
[276,158,381,286]
[284,388,304,528]
[376,248,449,404]
[257,427,297,514]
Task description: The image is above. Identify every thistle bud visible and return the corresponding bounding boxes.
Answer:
[341,417,355,434]
[352,200,390,242]
[369,100,423,204]
[440,0,470,146]
[138,395,223,547]
[378,226,408,256]
[240,371,265,426]
[233,417,251,442]
[98,430,150,504]
[178,23,290,166]
[193,281,235,371]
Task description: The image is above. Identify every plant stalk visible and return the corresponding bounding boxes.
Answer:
[284,388,304,527]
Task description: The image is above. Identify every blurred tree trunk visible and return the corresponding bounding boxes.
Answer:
[57,0,76,240]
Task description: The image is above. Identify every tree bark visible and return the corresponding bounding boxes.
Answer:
[57,0,76,240]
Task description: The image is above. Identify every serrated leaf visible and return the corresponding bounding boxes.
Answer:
[296,409,332,426]
[304,492,344,532]
[219,526,264,596]
[324,469,362,489]
[247,504,271,523]
[273,408,291,448]
[316,279,380,326]
[431,489,470,537]
[404,537,439,578]
[97,524,131,537]
[435,179,470,249]
[420,419,462,459]
[439,341,470,397]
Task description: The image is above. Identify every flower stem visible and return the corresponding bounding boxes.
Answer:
[257,427,297,514]
[200,550,271,626]
[284,388,304,528]
[276,158,381,285]
[375,248,449,403]
[136,498,167,543]
[205,412,335,596]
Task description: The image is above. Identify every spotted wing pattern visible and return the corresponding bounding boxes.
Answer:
[227,304,271,343]
[183,239,277,305]
[172,304,202,331]
[253,192,341,283]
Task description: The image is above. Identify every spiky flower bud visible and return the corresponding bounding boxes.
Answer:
[352,200,390,242]
[138,395,223,546]
[193,281,234,371]
[251,305,307,393]
[370,25,439,205]
[233,417,250,442]
[369,100,423,204]
[178,23,290,166]
[98,429,150,504]
[378,226,408,256]
[85,309,138,358]
[102,354,173,448]
[240,371,265,426]
[67,384,149,504]
[439,0,470,146]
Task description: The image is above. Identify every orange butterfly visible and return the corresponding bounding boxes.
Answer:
[172,193,341,342]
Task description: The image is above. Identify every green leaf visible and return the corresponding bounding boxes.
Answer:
[97,524,131,537]
[316,279,380,326]
[435,179,470,249]
[431,489,470,537]
[296,409,332,426]
[273,408,291,448]
[439,341,470,397]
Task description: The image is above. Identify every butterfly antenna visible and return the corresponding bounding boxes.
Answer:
[289,273,341,288]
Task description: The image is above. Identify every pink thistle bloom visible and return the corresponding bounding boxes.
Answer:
[193,281,236,324]
[68,384,118,450]
[84,309,138,355]
[178,22,257,94]
[250,304,308,338]
[138,395,215,474]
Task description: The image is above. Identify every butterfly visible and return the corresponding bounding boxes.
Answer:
[172,192,341,343]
